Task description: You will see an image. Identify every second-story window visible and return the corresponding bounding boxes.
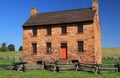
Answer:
[78,24,83,33]
[61,25,67,34]
[32,28,37,36]
[47,26,51,35]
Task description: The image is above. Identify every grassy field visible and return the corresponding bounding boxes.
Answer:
[0,70,120,78]
[0,51,22,58]
[102,48,120,57]
[0,51,22,64]
[0,48,120,78]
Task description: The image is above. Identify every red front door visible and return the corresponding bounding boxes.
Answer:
[61,48,67,58]
[61,43,67,59]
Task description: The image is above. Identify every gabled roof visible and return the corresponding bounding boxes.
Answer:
[23,8,95,27]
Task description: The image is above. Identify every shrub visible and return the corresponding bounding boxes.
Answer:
[8,44,15,51]
[1,43,8,52]
[19,46,23,51]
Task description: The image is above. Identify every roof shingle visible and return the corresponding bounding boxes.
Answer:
[23,8,95,27]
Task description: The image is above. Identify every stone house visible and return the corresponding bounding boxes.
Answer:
[22,0,102,65]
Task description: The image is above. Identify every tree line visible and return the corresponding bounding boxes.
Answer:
[0,43,22,52]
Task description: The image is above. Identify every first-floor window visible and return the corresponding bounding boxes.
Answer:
[78,41,84,52]
[47,43,51,53]
[32,43,37,54]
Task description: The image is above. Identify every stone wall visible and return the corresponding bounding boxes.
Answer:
[93,12,102,64]
[22,21,101,65]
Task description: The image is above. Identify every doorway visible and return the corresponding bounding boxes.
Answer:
[61,43,67,59]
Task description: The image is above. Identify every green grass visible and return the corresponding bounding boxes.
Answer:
[0,59,15,65]
[0,51,22,58]
[0,51,22,64]
[102,59,117,64]
[0,70,119,78]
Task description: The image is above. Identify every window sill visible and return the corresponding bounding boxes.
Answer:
[76,52,84,54]
[45,53,52,55]
[60,33,67,36]
[77,32,83,34]
[46,35,52,36]
[31,53,37,55]
[31,36,37,37]
[59,58,67,60]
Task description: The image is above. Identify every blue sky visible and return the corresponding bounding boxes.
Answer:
[0,0,120,50]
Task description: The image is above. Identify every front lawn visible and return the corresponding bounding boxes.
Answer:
[0,70,120,78]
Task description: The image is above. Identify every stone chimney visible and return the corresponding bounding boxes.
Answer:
[30,8,38,16]
[92,0,98,11]
[92,0,99,19]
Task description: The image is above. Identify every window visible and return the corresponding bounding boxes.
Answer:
[61,25,67,34]
[61,43,67,48]
[32,28,37,36]
[78,24,83,33]
[46,43,51,53]
[78,41,84,52]
[32,43,37,54]
[47,26,51,35]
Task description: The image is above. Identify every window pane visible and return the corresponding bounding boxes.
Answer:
[47,43,51,53]
[62,25,67,34]
[32,28,37,36]
[47,26,51,35]
[32,43,37,54]
[78,24,83,33]
[78,41,84,52]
